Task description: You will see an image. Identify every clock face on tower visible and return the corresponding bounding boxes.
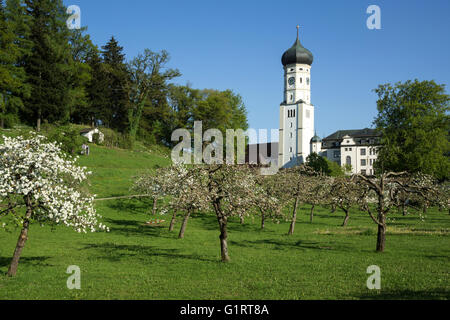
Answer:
[288,77,295,86]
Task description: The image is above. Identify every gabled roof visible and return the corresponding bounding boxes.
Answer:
[322,128,380,141]
[80,128,94,134]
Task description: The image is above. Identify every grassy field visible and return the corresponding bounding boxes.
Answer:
[0,144,449,300]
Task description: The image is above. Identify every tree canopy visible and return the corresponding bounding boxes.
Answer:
[373,79,450,180]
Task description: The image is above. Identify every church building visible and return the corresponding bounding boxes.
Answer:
[278,26,315,168]
[247,27,381,175]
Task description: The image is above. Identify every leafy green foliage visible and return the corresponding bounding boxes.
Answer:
[0,2,249,153]
[373,79,450,180]
[22,0,73,129]
[42,124,87,155]
[0,0,31,128]
[306,152,345,177]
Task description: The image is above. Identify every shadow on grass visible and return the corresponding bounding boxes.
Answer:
[103,217,173,238]
[82,242,217,263]
[106,198,154,215]
[0,256,52,268]
[193,212,278,234]
[359,288,450,300]
[228,238,347,252]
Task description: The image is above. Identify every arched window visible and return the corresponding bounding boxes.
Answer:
[346,156,351,165]
[306,77,310,85]
[300,77,303,84]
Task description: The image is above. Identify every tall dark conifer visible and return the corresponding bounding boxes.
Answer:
[101,36,130,131]
[0,0,30,128]
[23,0,72,131]
[83,47,109,127]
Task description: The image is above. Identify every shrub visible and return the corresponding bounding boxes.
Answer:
[101,128,133,149]
[0,113,19,129]
[42,124,87,155]
[92,132,100,145]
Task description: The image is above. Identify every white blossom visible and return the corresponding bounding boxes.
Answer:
[0,133,108,233]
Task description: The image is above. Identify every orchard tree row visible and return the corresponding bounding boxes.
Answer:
[0,133,448,275]
[134,163,449,261]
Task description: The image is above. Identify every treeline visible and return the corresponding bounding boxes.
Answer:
[0,0,248,146]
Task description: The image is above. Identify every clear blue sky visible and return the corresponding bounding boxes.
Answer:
[64,0,450,142]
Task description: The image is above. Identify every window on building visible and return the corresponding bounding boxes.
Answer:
[346,156,351,165]
[361,159,366,166]
[290,123,293,128]
[346,140,350,144]
[361,169,367,175]
[349,148,352,151]
[290,132,293,138]
[334,151,340,158]
[370,169,373,175]
[300,77,302,84]
[345,148,348,151]
[293,110,296,117]
[360,148,366,156]
[306,77,310,85]
[370,159,373,166]
[289,147,292,152]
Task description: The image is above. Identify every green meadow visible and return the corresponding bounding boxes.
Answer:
[0,145,449,300]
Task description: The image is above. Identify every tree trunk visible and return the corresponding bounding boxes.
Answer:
[331,203,336,213]
[217,216,230,262]
[8,195,32,277]
[168,210,177,232]
[178,211,191,239]
[402,204,407,216]
[288,196,299,235]
[152,198,158,215]
[261,213,265,229]
[310,205,315,223]
[36,116,41,132]
[342,209,350,227]
[376,215,386,252]
[240,216,244,224]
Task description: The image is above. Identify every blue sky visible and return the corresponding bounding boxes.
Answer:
[64,0,450,143]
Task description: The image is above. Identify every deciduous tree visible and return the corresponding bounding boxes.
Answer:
[0,134,108,276]
[374,79,450,180]
[354,172,439,252]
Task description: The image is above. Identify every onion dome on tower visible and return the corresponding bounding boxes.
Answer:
[310,133,322,143]
[281,26,314,66]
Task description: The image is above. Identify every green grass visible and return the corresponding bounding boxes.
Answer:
[0,141,449,300]
[76,144,171,198]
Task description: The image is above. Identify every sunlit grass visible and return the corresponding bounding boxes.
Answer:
[0,142,448,300]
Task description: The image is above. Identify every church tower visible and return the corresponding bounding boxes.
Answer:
[278,26,315,168]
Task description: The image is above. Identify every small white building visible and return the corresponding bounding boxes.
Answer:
[80,128,104,143]
[317,129,381,175]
